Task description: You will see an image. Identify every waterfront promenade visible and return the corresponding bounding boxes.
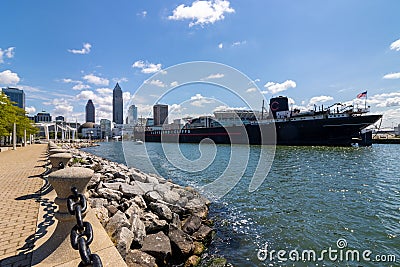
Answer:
[0,144,47,266]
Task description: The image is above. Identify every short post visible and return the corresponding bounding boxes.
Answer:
[49,153,72,171]
[48,148,68,155]
[38,167,96,264]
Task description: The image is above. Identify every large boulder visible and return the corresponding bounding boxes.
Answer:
[92,206,109,226]
[168,225,194,257]
[149,202,173,221]
[120,183,145,197]
[115,227,134,260]
[97,187,123,201]
[141,231,171,265]
[125,250,157,267]
[182,215,202,235]
[192,225,214,243]
[142,212,168,234]
[105,210,131,241]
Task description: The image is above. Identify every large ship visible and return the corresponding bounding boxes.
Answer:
[135,96,382,146]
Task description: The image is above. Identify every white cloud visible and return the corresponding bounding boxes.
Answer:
[72,83,91,90]
[113,77,128,83]
[25,106,36,114]
[383,72,400,79]
[68,43,92,54]
[62,78,79,83]
[170,81,179,87]
[308,95,334,105]
[203,73,224,79]
[218,43,223,49]
[368,92,400,108]
[139,11,147,17]
[132,60,162,74]
[232,40,247,47]
[190,93,215,107]
[0,47,15,63]
[44,98,74,115]
[246,87,257,93]
[146,79,166,88]
[263,80,296,94]
[19,85,44,92]
[96,88,113,95]
[0,70,20,85]
[168,0,235,27]
[390,39,400,51]
[82,74,109,86]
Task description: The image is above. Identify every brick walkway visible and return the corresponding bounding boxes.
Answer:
[0,144,47,266]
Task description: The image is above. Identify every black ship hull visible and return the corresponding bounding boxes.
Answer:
[140,114,382,146]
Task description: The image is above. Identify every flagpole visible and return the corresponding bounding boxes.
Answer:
[365,93,367,110]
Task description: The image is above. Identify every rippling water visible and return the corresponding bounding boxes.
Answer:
[82,142,399,266]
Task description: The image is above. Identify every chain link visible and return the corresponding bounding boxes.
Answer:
[67,187,102,267]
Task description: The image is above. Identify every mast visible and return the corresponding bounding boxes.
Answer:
[261,100,264,120]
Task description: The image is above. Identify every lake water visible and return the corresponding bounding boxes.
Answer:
[82,142,399,266]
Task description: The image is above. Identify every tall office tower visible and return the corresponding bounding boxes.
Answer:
[153,104,168,126]
[85,99,95,123]
[1,87,25,109]
[113,83,123,124]
[128,104,138,125]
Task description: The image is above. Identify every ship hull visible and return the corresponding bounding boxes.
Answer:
[141,115,382,146]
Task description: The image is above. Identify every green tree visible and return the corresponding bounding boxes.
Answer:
[0,92,38,141]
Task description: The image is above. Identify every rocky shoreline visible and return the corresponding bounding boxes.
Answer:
[60,143,229,267]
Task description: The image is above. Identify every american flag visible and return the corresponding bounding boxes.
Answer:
[357,91,367,98]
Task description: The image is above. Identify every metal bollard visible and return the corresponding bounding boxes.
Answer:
[48,167,93,222]
[49,153,72,171]
[48,148,68,155]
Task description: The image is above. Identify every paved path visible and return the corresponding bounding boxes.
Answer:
[0,144,47,266]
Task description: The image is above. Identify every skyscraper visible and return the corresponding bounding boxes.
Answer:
[2,87,25,110]
[113,83,123,124]
[153,104,168,126]
[86,99,95,123]
[127,104,138,125]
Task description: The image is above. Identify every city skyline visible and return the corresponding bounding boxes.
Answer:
[0,1,400,127]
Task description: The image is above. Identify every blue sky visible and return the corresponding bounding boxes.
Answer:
[1,0,400,127]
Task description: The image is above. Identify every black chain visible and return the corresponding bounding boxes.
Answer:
[67,187,102,267]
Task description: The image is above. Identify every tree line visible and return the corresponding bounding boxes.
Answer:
[0,92,38,144]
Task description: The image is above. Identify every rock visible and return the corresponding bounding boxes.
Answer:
[145,175,159,184]
[130,213,146,247]
[97,188,123,201]
[115,227,134,260]
[120,183,145,197]
[105,210,131,240]
[102,182,123,191]
[92,206,109,226]
[185,198,209,218]
[182,215,202,235]
[144,191,162,203]
[171,213,181,229]
[193,242,205,255]
[106,204,119,216]
[142,212,168,234]
[141,231,171,264]
[87,172,101,188]
[133,195,147,209]
[124,202,142,219]
[90,197,108,208]
[135,181,154,194]
[149,202,173,221]
[126,250,157,267]
[129,168,147,183]
[168,225,194,257]
[207,257,227,267]
[192,225,214,243]
[162,190,181,204]
[184,255,201,267]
